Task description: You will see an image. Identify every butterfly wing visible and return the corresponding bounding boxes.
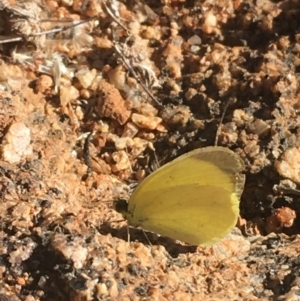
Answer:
[126,146,244,245]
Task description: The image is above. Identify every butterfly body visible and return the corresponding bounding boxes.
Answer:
[115,146,245,245]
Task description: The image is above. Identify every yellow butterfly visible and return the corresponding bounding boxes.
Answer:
[114,146,245,245]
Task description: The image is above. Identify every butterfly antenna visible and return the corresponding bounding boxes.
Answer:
[214,98,233,146]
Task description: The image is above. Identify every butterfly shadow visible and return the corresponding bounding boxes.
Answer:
[98,222,197,257]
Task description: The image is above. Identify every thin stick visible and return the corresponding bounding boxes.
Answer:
[127,224,130,243]
[0,18,93,44]
[214,99,231,146]
[0,36,23,44]
[113,43,162,107]
[142,230,152,246]
[101,0,129,33]
[29,19,92,37]
[273,185,300,196]
[83,132,94,173]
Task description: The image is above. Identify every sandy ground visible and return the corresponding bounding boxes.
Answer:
[0,0,300,300]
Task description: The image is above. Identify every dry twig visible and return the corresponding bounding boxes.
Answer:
[113,43,162,107]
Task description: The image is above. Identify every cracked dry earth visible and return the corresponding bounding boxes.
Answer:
[1,0,300,300]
